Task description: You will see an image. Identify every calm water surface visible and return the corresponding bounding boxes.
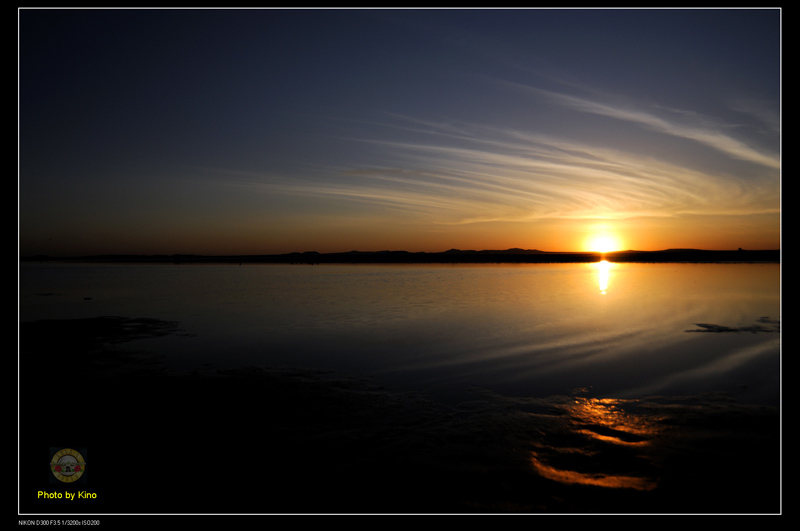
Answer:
[19,261,780,405]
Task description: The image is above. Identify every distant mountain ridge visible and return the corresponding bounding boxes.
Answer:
[21,248,780,264]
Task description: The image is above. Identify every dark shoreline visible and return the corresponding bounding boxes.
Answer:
[19,316,780,514]
[20,248,780,265]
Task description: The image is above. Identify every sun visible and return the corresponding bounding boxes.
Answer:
[585,234,622,253]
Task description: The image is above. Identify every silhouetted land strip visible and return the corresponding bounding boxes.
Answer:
[21,248,780,265]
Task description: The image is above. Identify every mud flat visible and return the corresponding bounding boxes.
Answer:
[19,317,780,514]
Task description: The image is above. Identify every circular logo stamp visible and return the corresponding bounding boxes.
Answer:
[50,448,86,483]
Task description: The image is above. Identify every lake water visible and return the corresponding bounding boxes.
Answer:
[19,261,780,406]
[18,260,782,513]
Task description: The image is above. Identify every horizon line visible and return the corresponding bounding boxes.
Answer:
[19,247,781,261]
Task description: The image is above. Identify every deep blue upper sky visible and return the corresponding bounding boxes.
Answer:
[19,8,781,255]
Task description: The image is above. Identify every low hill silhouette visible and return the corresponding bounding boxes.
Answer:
[20,248,780,264]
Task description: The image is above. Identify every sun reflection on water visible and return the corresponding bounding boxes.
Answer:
[595,259,612,294]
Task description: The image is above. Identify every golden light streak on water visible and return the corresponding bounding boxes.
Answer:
[530,454,658,491]
[597,259,611,294]
[529,397,663,491]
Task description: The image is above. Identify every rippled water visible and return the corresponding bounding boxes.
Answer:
[19,261,780,404]
[18,261,781,513]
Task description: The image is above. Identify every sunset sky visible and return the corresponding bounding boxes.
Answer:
[19,8,781,256]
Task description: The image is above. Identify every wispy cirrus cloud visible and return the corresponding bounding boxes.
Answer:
[205,107,778,228]
[503,82,780,170]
